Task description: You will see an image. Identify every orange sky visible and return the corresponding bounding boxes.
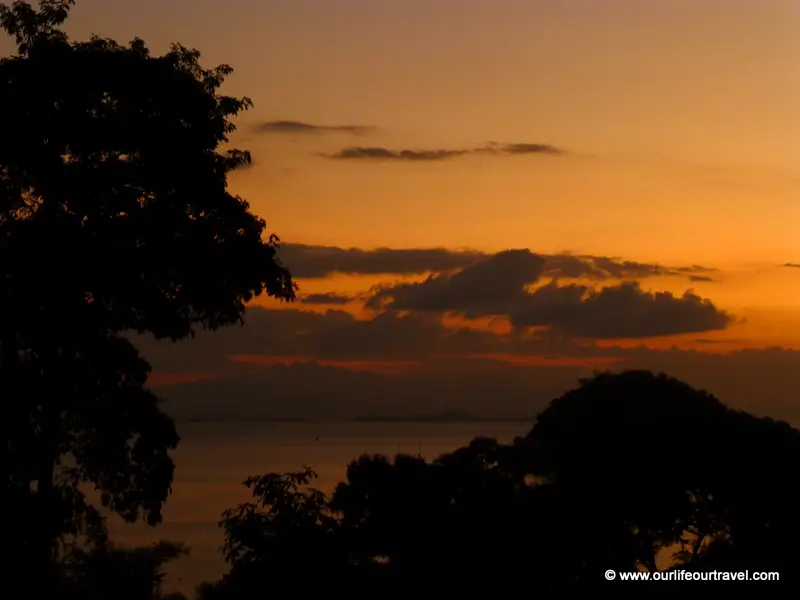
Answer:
[4,0,797,350]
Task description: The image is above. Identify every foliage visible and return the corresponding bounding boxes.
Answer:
[200,469,353,598]
[0,0,295,584]
[203,370,800,593]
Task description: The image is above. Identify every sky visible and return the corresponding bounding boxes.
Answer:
[9,0,798,420]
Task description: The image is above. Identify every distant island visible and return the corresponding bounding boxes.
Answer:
[350,410,531,423]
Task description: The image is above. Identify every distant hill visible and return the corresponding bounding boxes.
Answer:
[350,410,530,423]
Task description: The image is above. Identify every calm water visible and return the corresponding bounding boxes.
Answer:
[108,421,531,595]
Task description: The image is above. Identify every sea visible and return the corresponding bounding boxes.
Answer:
[107,420,532,596]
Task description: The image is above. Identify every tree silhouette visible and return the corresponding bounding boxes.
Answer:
[329,440,540,581]
[0,0,295,588]
[514,370,800,584]
[200,468,354,599]
[512,370,732,575]
[202,371,800,593]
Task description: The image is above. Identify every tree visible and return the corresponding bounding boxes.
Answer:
[511,370,732,574]
[206,442,578,591]
[0,0,295,583]
[203,371,800,592]
[202,469,352,599]
[514,370,800,584]
[330,441,538,580]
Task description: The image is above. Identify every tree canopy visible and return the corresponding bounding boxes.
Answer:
[0,0,295,588]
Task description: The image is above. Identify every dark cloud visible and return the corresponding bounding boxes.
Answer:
[329,147,469,161]
[277,243,715,283]
[677,265,718,273]
[325,142,565,161]
[482,142,564,155]
[135,313,800,422]
[126,304,798,423]
[507,281,733,339]
[543,254,677,280]
[254,120,376,135]
[131,307,577,369]
[366,253,733,339]
[299,292,357,305]
[688,275,715,282]
[127,307,772,382]
[782,263,800,269]
[366,250,546,318]
[278,243,486,278]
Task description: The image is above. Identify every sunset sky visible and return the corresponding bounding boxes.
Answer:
[10,0,797,420]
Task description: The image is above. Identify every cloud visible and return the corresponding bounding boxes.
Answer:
[299,292,358,305]
[254,120,377,135]
[129,306,603,374]
[277,243,716,283]
[782,263,800,269]
[688,275,715,282]
[677,265,719,274]
[543,254,677,280]
[129,310,800,423]
[366,252,734,339]
[325,142,565,161]
[507,281,733,339]
[278,244,486,278]
[366,250,546,318]
[329,147,469,161]
[122,236,770,424]
[482,142,564,155]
